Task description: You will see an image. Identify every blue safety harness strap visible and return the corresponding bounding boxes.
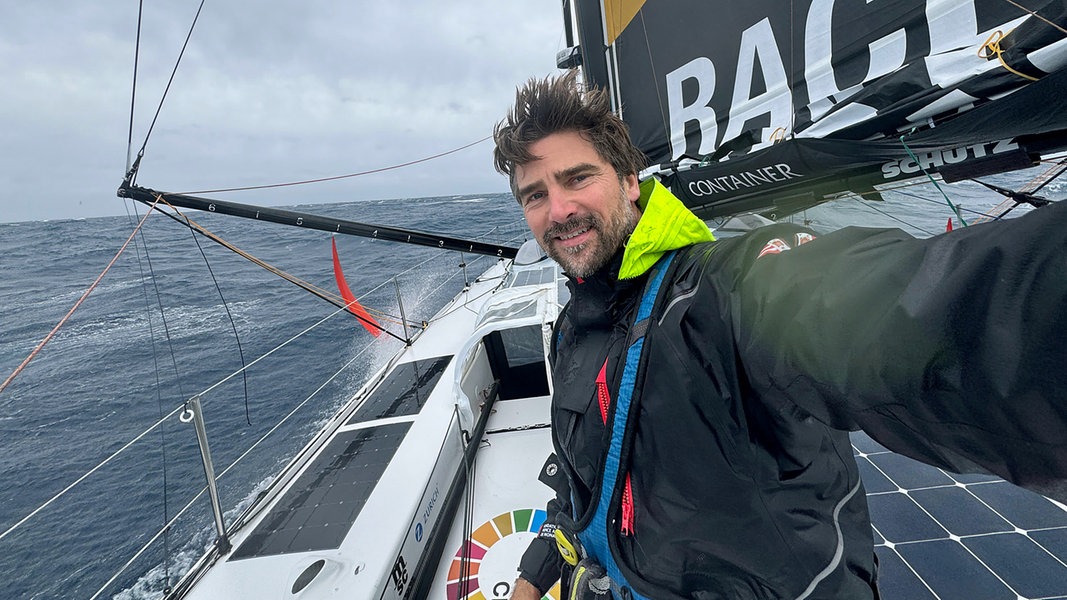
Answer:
[575,250,677,600]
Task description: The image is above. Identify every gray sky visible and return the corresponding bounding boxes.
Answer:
[0,1,565,223]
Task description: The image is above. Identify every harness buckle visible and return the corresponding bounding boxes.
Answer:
[554,528,582,566]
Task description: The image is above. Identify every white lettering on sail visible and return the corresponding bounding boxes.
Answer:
[879,140,1020,178]
[723,18,792,145]
[661,0,1015,163]
[687,163,803,197]
[805,0,909,122]
[992,139,1020,155]
[804,0,842,122]
[666,57,718,160]
[867,28,908,81]
[927,0,979,56]
[922,0,987,88]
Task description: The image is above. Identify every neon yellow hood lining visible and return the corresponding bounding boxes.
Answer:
[619,178,715,280]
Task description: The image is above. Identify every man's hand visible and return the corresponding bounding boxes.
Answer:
[511,576,542,599]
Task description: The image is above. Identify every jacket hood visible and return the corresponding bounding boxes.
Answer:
[619,178,715,279]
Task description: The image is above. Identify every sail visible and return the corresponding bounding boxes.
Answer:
[568,0,1067,218]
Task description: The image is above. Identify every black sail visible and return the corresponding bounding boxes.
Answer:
[568,0,1067,218]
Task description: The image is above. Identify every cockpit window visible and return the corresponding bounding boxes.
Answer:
[484,324,549,400]
[501,326,543,368]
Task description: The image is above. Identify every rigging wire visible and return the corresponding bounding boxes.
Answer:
[126,0,144,173]
[184,299,358,401]
[129,0,207,182]
[0,197,161,396]
[86,223,510,596]
[840,182,1020,236]
[6,211,515,591]
[87,263,458,597]
[0,401,185,544]
[853,181,1003,220]
[413,228,528,326]
[635,10,670,147]
[843,195,939,237]
[180,136,492,195]
[216,338,381,488]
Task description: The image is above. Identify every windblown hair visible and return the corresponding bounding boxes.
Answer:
[493,70,647,196]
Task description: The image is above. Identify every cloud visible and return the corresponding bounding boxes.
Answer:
[0,0,564,222]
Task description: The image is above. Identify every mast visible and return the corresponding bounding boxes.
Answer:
[569,0,610,91]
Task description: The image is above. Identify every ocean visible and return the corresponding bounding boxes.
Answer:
[0,175,1060,599]
[0,193,527,599]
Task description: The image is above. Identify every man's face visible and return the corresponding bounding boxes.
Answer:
[514,130,640,278]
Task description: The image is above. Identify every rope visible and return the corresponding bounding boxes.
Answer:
[979,30,1040,81]
[0,196,162,396]
[458,420,478,599]
[183,222,253,425]
[124,198,176,592]
[181,136,491,195]
[897,131,968,227]
[148,196,411,343]
[999,0,1067,35]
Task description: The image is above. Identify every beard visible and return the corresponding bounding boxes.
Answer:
[541,188,640,278]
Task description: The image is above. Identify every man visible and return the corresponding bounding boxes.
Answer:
[493,71,1067,599]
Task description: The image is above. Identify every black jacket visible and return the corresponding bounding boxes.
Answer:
[520,200,1067,598]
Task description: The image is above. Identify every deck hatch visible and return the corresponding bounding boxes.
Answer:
[345,355,452,425]
[230,422,411,560]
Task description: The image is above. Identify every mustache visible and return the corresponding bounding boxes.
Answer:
[543,215,600,244]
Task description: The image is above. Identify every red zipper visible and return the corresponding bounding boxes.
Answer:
[596,360,611,423]
[620,474,635,536]
[596,359,636,537]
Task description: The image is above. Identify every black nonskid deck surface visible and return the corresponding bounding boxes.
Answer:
[855,432,1067,599]
[231,422,412,560]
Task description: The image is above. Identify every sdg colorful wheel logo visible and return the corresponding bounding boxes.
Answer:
[446,509,561,600]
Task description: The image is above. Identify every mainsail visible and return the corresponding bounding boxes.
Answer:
[565,0,1067,218]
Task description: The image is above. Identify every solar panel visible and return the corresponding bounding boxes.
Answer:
[853,431,1067,599]
[345,355,451,425]
[230,422,411,560]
